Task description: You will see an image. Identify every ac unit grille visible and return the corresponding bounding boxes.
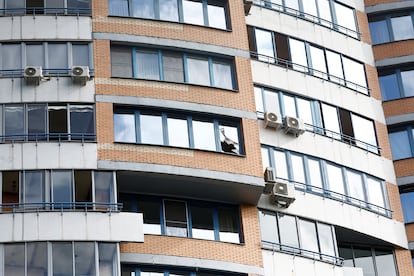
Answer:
[72,67,84,76]
[25,67,37,76]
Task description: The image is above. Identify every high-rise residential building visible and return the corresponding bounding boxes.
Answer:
[0,0,411,275]
[365,0,414,272]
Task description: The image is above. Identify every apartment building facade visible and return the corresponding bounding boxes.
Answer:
[0,0,411,275]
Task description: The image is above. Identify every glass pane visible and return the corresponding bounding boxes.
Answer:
[366,177,385,212]
[67,0,91,14]
[132,0,154,18]
[140,114,163,145]
[75,242,96,276]
[302,0,318,20]
[109,0,129,16]
[191,205,215,240]
[192,120,216,151]
[278,213,299,252]
[99,243,118,276]
[273,150,288,179]
[167,117,189,147]
[326,163,345,198]
[326,50,344,84]
[285,0,299,12]
[28,104,47,140]
[45,0,65,13]
[187,57,210,86]
[259,210,279,244]
[53,242,74,276]
[254,87,264,113]
[208,2,227,29]
[261,147,270,170]
[163,52,184,82]
[351,114,378,153]
[264,89,280,114]
[48,44,68,70]
[165,200,188,237]
[183,0,204,25]
[346,170,365,205]
[298,219,319,258]
[291,154,305,184]
[342,57,367,93]
[401,70,414,97]
[4,244,25,276]
[401,191,414,223]
[5,105,24,140]
[27,44,45,67]
[218,207,240,243]
[27,242,48,276]
[52,171,73,207]
[318,0,332,27]
[318,224,336,261]
[137,50,160,80]
[297,98,313,128]
[379,73,400,101]
[75,170,92,203]
[94,171,115,205]
[114,113,136,143]
[309,46,327,79]
[160,0,179,21]
[139,199,162,234]
[391,15,414,41]
[283,94,296,117]
[354,247,375,276]
[369,20,390,44]
[24,171,45,205]
[219,124,239,154]
[213,61,233,89]
[255,29,275,62]
[289,38,308,72]
[308,159,323,191]
[321,103,341,139]
[72,44,89,67]
[49,105,68,139]
[334,3,357,37]
[2,44,21,71]
[111,47,132,78]
[5,0,25,15]
[70,105,95,140]
[376,249,397,276]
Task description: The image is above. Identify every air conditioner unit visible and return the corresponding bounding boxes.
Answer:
[270,179,296,208]
[71,66,90,85]
[263,167,276,194]
[284,116,305,137]
[264,112,282,129]
[24,66,43,85]
[244,0,253,15]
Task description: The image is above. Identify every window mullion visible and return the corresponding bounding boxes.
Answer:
[162,113,168,146]
[135,111,141,144]
[132,47,137,78]
[160,199,166,235]
[158,49,164,81]
[208,57,214,87]
[285,151,293,181]
[187,116,194,148]
[177,0,184,22]
[183,53,188,83]
[187,203,193,238]
[396,69,405,98]
[302,156,312,191]
[154,0,160,19]
[213,119,221,152]
[212,208,220,241]
[202,0,208,26]
[407,127,414,157]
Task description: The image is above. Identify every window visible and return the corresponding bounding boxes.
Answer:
[114,107,243,155]
[110,46,236,90]
[379,67,414,101]
[261,146,390,215]
[400,185,414,223]
[121,265,243,276]
[121,195,242,243]
[340,245,397,276]
[254,86,379,153]
[369,12,414,45]
[252,0,359,38]
[3,242,118,276]
[0,42,92,75]
[388,126,414,160]
[259,210,339,264]
[3,0,91,15]
[247,28,368,93]
[108,0,229,30]
[0,103,95,142]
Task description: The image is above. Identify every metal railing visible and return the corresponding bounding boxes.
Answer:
[0,68,95,78]
[252,0,360,39]
[0,202,122,213]
[251,52,370,95]
[0,133,96,143]
[276,177,392,217]
[262,240,345,266]
[0,7,91,16]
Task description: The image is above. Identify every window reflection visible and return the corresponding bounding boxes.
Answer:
[187,57,210,86]
[400,190,414,223]
[193,120,216,151]
[140,114,163,145]
[219,124,239,154]
[255,29,275,62]
[183,0,204,25]
[160,0,179,21]
[136,50,160,80]
[191,206,215,240]
[207,2,227,29]
[114,113,136,143]
[167,117,189,147]
[213,61,232,89]
[391,15,414,41]
[132,0,154,18]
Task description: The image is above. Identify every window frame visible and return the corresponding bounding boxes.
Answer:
[369,12,414,45]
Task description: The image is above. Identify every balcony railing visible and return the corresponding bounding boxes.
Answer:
[262,240,345,266]
[0,68,94,78]
[0,202,122,213]
[0,7,91,16]
[0,133,96,143]
[251,52,370,95]
[252,0,360,39]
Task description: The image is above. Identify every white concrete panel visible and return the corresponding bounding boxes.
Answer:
[0,143,97,170]
[246,7,374,65]
[0,212,143,243]
[259,192,408,248]
[259,127,396,184]
[262,251,363,276]
[0,78,95,104]
[252,61,386,124]
[0,16,92,40]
